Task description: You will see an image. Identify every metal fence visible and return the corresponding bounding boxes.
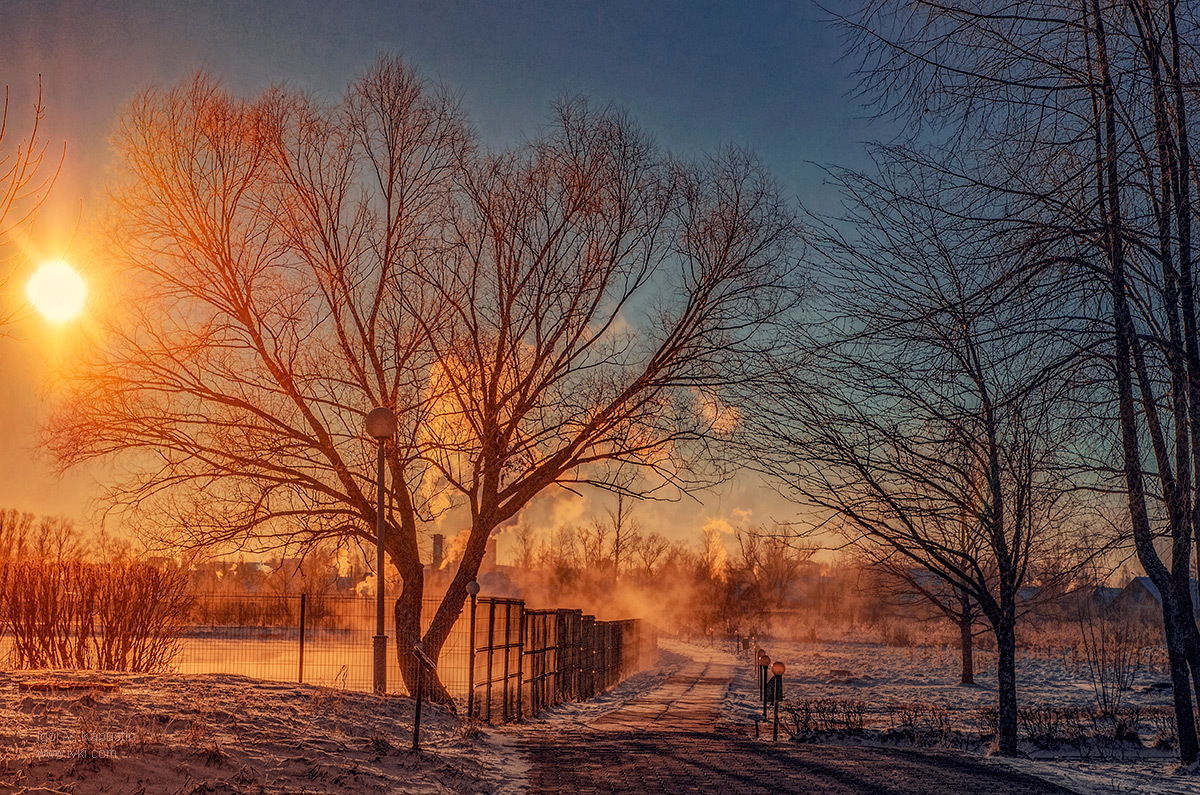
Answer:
[175,592,656,723]
[178,592,472,697]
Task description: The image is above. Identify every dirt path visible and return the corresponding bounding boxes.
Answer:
[513,654,1078,795]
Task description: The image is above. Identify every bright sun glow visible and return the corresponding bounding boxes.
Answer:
[26,260,87,323]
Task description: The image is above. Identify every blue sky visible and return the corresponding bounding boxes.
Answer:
[0,0,869,546]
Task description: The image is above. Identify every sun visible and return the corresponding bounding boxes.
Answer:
[26,260,87,323]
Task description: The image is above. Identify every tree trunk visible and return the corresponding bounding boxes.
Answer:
[1162,595,1200,761]
[392,563,458,709]
[995,616,1018,756]
[959,614,975,686]
[415,516,495,710]
[1090,0,1199,767]
[387,516,458,711]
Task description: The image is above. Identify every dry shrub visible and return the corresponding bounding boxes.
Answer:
[0,559,192,671]
[1148,707,1178,750]
[884,701,957,745]
[881,620,914,648]
[1076,604,1156,720]
[782,697,867,734]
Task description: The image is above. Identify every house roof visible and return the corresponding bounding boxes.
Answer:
[1121,576,1199,605]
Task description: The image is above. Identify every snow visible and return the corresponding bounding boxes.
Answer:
[992,756,1196,795]
[723,639,1175,725]
[3,637,1198,794]
[719,638,1199,795]
[0,669,519,794]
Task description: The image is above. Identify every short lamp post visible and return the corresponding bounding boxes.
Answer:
[758,652,771,720]
[366,406,397,695]
[771,661,786,741]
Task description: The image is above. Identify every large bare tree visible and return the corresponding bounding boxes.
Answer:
[46,57,802,701]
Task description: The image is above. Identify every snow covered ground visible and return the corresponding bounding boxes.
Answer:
[0,668,522,794]
[0,647,694,794]
[723,638,1176,724]
[718,638,1198,795]
[3,638,1198,794]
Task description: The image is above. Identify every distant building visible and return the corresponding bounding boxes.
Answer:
[1114,575,1199,614]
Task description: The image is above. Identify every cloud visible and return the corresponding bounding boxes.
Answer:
[701,517,737,538]
[695,390,741,434]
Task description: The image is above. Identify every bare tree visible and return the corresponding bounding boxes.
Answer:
[512,524,538,571]
[741,155,1088,753]
[410,102,801,671]
[1087,0,1200,763]
[0,80,61,332]
[0,508,83,563]
[47,57,802,702]
[47,59,469,699]
[605,494,642,582]
[630,530,670,580]
[573,495,643,584]
[733,524,815,614]
[0,509,34,562]
[866,558,985,684]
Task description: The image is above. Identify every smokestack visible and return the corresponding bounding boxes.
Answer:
[432,534,444,570]
[484,537,498,571]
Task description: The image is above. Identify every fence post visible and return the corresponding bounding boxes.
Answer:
[517,602,526,721]
[485,599,496,723]
[413,658,424,750]
[501,601,513,722]
[466,582,479,720]
[298,593,307,684]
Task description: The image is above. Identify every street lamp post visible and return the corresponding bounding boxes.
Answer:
[366,406,397,695]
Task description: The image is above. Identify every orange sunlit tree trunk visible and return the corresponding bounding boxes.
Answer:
[46,57,803,704]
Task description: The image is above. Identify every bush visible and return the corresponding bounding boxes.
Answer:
[0,559,192,671]
[782,697,868,734]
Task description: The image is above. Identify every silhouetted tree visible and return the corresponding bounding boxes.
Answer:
[865,558,985,684]
[733,524,814,614]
